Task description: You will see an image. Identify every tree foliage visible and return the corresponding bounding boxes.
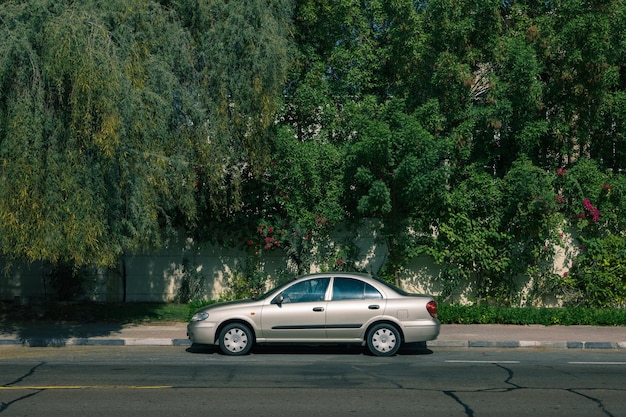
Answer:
[0,0,293,271]
[1,0,626,307]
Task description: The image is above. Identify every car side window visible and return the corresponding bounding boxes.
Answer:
[280,278,330,303]
[332,278,382,301]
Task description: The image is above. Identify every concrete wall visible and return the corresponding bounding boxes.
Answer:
[0,221,390,303]
[0,223,575,305]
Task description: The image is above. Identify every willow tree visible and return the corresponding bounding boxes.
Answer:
[1,0,295,294]
[174,0,295,223]
[1,1,129,268]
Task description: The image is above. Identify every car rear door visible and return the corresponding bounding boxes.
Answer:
[324,277,386,340]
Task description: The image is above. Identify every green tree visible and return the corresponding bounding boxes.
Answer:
[0,0,296,276]
[509,0,624,168]
[343,97,450,278]
[0,1,132,267]
[264,127,345,273]
[179,0,295,217]
[429,164,511,303]
[430,158,559,305]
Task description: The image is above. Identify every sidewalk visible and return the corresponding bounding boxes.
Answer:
[1,322,625,349]
[432,324,626,349]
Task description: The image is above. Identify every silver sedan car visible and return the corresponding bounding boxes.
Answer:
[187,272,440,356]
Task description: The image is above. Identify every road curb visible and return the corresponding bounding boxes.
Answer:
[429,340,626,349]
[1,337,624,349]
[0,338,193,347]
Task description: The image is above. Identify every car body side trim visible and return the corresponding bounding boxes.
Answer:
[325,324,362,329]
[272,324,362,330]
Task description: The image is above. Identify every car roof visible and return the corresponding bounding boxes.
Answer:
[292,272,402,292]
[297,271,371,278]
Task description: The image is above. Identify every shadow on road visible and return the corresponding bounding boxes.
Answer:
[186,342,434,356]
[0,322,126,346]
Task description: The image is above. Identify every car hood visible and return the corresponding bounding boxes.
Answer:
[197,298,258,312]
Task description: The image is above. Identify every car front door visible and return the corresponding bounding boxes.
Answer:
[260,277,330,341]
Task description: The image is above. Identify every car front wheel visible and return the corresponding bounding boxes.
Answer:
[218,323,253,355]
[366,323,401,356]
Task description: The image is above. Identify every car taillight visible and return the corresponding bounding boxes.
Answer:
[426,300,438,318]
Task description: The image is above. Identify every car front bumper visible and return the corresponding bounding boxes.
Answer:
[187,321,218,345]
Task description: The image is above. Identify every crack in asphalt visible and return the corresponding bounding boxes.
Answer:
[0,362,46,414]
[0,361,623,415]
[439,363,620,417]
[351,362,622,417]
[0,391,41,413]
[3,362,46,387]
[443,390,475,416]
[567,389,617,417]
[496,363,520,389]
[351,365,404,389]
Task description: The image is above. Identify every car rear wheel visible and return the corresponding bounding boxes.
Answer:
[366,323,401,356]
[219,323,253,355]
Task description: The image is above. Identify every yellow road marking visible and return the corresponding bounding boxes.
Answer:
[0,385,172,390]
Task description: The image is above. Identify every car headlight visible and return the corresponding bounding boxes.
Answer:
[191,311,209,322]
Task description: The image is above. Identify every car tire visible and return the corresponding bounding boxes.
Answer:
[366,323,401,356]
[218,323,253,356]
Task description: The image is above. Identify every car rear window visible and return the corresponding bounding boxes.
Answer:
[332,277,382,300]
[370,276,410,296]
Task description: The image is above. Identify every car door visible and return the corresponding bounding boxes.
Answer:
[324,277,386,341]
[259,277,330,341]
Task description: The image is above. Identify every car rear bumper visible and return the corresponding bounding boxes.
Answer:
[401,319,441,343]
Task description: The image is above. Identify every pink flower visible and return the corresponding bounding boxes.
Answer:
[563,271,568,277]
[557,167,567,176]
[582,199,600,222]
[246,240,254,246]
[336,259,345,265]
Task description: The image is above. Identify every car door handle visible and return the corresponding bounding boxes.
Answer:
[368,305,380,310]
[313,307,324,312]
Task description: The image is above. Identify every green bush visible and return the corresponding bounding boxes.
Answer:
[565,235,626,308]
[4,300,622,326]
[438,303,626,326]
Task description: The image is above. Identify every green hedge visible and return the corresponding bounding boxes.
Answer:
[6,301,621,326]
[439,304,626,326]
[188,300,625,326]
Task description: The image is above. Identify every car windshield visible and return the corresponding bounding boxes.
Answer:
[253,279,294,301]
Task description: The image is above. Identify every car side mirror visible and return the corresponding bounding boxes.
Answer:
[273,294,284,305]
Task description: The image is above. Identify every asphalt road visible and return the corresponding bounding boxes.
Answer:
[1,346,625,417]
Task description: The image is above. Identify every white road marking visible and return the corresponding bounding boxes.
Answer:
[445,360,520,364]
[568,362,626,365]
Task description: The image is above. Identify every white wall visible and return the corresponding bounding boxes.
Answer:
[0,224,575,305]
